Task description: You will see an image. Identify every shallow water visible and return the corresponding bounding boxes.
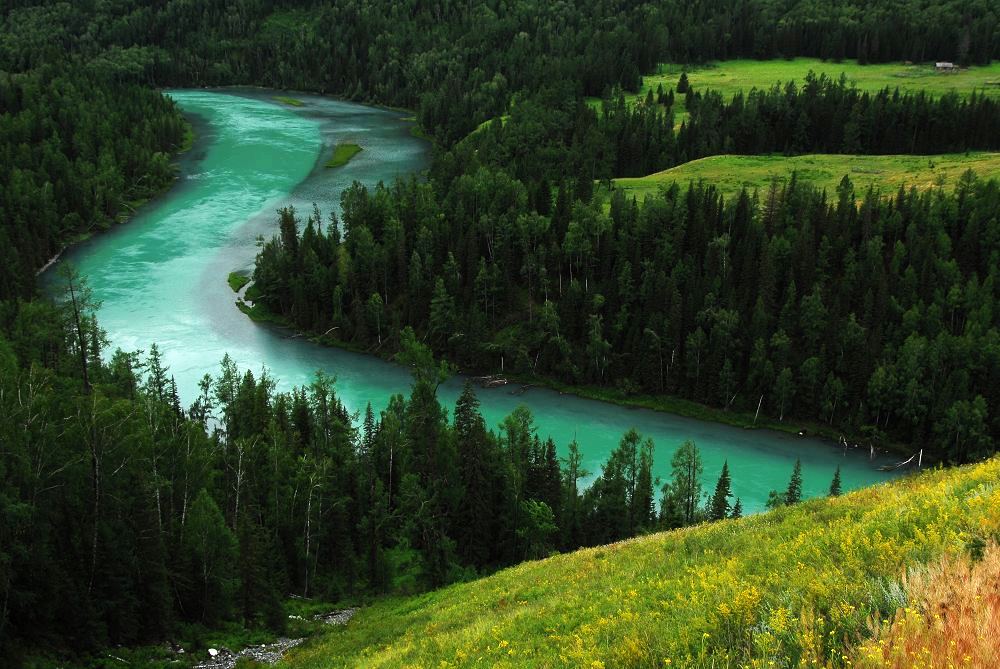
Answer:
[46,90,898,511]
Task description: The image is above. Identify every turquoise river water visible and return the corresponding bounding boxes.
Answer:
[46,90,898,511]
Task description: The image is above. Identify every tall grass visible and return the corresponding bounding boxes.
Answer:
[283,458,1000,668]
[854,543,1000,668]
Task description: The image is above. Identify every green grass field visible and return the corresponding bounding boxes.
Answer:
[281,457,1000,668]
[608,152,1000,203]
[591,58,1000,127]
[325,142,363,168]
[645,58,1000,101]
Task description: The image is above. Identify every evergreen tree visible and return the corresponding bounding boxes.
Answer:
[731,498,743,519]
[785,459,804,505]
[829,466,843,497]
[677,72,689,94]
[707,461,733,521]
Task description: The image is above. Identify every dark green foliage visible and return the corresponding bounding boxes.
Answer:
[255,175,1000,465]
[765,490,786,510]
[0,287,739,659]
[181,491,238,625]
[708,461,733,521]
[3,0,1000,660]
[583,428,657,544]
[677,72,689,93]
[664,440,704,526]
[0,66,187,299]
[785,459,804,505]
[829,466,843,497]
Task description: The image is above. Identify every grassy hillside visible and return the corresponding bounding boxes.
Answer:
[608,152,1000,202]
[283,458,1000,668]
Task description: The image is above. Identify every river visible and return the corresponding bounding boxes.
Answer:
[45,89,897,512]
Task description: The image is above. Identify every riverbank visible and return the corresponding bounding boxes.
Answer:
[35,101,199,278]
[214,85,443,150]
[55,89,893,517]
[233,290,913,459]
[22,601,356,669]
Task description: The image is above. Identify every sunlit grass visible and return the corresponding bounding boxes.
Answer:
[282,457,1000,668]
[607,152,1000,203]
[854,542,1000,668]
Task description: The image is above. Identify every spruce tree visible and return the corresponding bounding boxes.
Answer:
[731,498,743,519]
[785,459,803,505]
[677,71,689,93]
[707,461,732,521]
[829,465,842,496]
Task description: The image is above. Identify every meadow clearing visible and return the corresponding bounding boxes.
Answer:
[600,58,1000,125]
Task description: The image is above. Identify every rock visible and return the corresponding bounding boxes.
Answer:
[194,639,303,669]
[314,608,357,626]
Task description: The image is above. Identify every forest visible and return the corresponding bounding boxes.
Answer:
[251,175,999,464]
[2,0,999,290]
[1,0,999,664]
[1,274,773,659]
[0,65,187,300]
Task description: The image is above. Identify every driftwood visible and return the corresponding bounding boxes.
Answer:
[471,374,509,388]
[880,453,917,471]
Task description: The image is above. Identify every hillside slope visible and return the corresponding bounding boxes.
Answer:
[284,458,1000,668]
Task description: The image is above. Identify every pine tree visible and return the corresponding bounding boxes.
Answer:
[707,461,732,521]
[785,459,803,505]
[829,465,842,496]
[677,71,689,94]
[730,498,743,519]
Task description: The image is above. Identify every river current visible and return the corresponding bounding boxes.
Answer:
[46,89,897,511]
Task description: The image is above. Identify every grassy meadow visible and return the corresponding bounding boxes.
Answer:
[282,457,1000,668]
[607,152,1000,203]
[643,58,1000,101]
[590,58,1000,127]
[325,142,363,168]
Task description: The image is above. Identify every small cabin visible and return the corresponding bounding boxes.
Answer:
[935,61,957,71]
